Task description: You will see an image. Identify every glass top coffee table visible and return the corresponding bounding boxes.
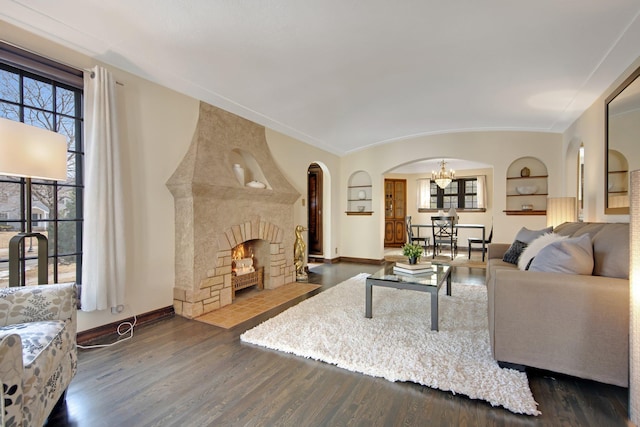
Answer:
[365,263,452,331]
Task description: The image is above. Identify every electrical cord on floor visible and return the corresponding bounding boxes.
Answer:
[77,315,137,349]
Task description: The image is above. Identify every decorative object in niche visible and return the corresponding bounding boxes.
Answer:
[233,163,245,185]
[358,205,365,212]
[358,190,366,200]
[520,167,530,177]
[246,180,266,189]
[521,204,533,211]
[516,185,537,195]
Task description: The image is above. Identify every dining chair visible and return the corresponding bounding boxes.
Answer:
[467,225,493,261]
[431,215,457,259]
[405,216,430,254]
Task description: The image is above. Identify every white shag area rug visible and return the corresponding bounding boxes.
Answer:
[241,273,540,416]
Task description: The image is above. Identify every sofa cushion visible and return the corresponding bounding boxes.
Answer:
[529,234,594,274]
[514,226,553,244]
[518,233,567,270]
[502,240,528,264]
[592,223,630,279]
[554,222,629,279]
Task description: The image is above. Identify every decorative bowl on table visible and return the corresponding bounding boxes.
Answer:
[516,185,537,195]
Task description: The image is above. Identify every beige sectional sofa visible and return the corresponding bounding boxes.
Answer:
[486,222,629,387]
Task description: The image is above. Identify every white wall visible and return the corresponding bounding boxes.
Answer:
[264,129,341,260]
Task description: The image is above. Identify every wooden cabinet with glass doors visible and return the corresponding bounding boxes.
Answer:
[384,179,406,247]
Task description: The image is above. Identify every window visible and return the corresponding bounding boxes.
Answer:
[0,44,83,287]
[418,177,485,212]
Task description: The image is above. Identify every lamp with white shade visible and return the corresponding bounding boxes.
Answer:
[0,117,67,286]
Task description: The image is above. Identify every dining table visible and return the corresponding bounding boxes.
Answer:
[410,220,487,260]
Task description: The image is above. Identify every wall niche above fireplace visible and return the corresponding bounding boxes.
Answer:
[230,148,272,189]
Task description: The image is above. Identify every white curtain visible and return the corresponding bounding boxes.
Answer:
[477,175,487,209]
[81,66,126,312]
[416,178,431,209]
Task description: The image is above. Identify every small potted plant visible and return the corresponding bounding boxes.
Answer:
[402,243,423,264]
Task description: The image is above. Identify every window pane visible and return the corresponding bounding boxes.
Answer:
[444,182,458,194]
[59,153,78,185]
[56,86,75,116]
[29,183,55,231]
[58,187,79,219]
[24,107,54,130]
[444,196,458,209]
[57,221,78,255]
[0,69,19,102]
[466,180,477,193]
[0,101,19,121]
[57,255,79,283]
[57,116,77,150]
[0,181,22,222]
[23,76,53,110]
[465,195,477,208]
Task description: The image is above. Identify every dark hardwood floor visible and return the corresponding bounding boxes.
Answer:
[46,262,629,427]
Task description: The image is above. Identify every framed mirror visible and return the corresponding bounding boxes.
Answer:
[605,65,640,215]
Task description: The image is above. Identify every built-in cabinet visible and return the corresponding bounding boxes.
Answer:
[384,179,406,247]
[346,171,373,215]
[504,157,548,215]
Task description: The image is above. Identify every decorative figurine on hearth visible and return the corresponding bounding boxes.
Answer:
[294,225,308,282]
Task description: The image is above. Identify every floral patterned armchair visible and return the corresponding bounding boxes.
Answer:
[0,283,77,427]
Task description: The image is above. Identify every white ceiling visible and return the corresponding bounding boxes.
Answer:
[2,1,640,156]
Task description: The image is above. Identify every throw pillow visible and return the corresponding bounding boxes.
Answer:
[502,240,528,264]
[517,233,567,270]
[514,226,554,244]
[529,234,594,275]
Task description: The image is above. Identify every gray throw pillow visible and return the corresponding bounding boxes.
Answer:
[528,234,594,275]
[514,226,553,244]
[502,240,528,264]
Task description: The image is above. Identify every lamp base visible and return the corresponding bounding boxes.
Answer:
[8,232,49,287]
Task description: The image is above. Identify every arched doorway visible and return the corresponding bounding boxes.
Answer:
[307,163,323,256]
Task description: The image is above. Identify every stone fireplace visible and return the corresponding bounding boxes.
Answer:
[167,102,300,319]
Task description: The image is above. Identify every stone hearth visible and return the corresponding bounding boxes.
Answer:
[167,102,300,319]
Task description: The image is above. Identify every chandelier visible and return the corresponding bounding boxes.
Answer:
[432,159,455,189]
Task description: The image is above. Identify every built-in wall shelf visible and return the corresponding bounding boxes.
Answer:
[347,172,373,214]
[506,193,549,197]
[505,157,549,213]
[503,210,547,216]
[506,175,548,180]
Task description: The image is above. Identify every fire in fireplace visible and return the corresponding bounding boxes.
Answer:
[231,240,264,299]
